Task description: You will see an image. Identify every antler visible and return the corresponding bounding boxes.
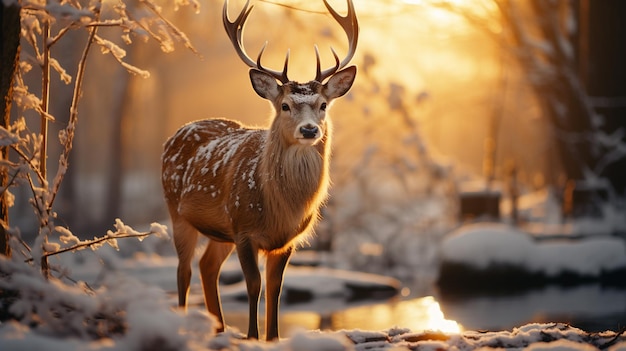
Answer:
[315,0,359,83]
[222,0,359,84]
[223,0,290,83]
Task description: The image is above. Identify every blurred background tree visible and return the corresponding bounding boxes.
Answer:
[1,2,21,257]
[496,0,625,203]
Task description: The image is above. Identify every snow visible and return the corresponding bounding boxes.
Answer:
[3,318,626,351]
[441,222,626,277]
[0,254,215,350]
[195,130,254,177]
[288,92,319,105]
[0,127,20,147]
[45,3,93,23]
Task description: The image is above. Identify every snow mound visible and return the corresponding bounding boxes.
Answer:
[0,256,215,350]
[438,223,626,291]
[442,223,626,275]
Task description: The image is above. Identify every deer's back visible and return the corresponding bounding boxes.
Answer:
[162,118,265,241]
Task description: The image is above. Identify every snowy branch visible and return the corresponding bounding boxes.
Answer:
[23,220,169,262]
[47,224,167,259]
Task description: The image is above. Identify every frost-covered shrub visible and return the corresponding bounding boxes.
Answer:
[321,73,458,282]
[0,254,215,348]
[1,0,199,275]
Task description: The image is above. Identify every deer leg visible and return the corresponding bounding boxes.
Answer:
[265,247,293,341]
[172,217,199,311]
[235,238,261,339]
[199,240,235,333]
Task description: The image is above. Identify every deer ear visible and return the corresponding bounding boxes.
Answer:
[250,69,281,100]
[323,66,357,99]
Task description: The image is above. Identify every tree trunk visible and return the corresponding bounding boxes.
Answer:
[580,0,626,193]
[497,0,626,215]
[1,2,21,257]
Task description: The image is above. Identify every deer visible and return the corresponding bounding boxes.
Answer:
[161,0,358,341]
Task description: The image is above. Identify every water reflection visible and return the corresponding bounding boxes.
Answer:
[438,285,626,332]
[326,296,462,333]
[221,285,626,336]
[222,295,462,337]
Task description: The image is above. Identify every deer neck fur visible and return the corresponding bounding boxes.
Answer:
[258,117,332,246]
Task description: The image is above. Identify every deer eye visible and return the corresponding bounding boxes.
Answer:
[281,103,290,112]
[320,102,327,111]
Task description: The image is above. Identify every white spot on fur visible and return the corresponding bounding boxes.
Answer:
[288,93,319,105]
[195,131,254,177]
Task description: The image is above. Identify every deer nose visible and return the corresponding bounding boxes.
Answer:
[299,125,319,139]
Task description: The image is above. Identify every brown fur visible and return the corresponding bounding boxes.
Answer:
[161,67,356,340]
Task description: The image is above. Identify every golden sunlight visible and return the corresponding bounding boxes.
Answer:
[419,297,463,333]
[226,295,463,338]
[395,0,500,28]
[399,296,463,333]
[300,296,463,334]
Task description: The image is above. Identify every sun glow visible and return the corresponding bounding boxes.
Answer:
[290,296,464,335]
[401,296,463,333]
[419,297,463,333]
[400,0,484,7]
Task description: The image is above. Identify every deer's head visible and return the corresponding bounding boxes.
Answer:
[223,0,359,146]
[249,67,355,145]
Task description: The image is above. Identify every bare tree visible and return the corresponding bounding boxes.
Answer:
[1,2,20,258]
[441,0,626,211]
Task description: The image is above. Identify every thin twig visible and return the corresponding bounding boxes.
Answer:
[139,0,199,55]
[84,20,124,28]
[0,166,22,197]
[10,144,46,185]
[40,19,50,181]
[24,230,160,262]
[43,231,156,258]
[47,25,73,48]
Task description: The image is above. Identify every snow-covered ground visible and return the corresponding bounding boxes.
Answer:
[3,237,626,350]
[3,311,626,351]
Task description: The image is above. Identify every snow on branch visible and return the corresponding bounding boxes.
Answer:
[49,57,72,84]
[0,127,20,148]
[26,220,169,262]
[93,35,150,78]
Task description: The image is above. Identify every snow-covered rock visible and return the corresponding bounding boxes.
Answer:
[438,223,626,291]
